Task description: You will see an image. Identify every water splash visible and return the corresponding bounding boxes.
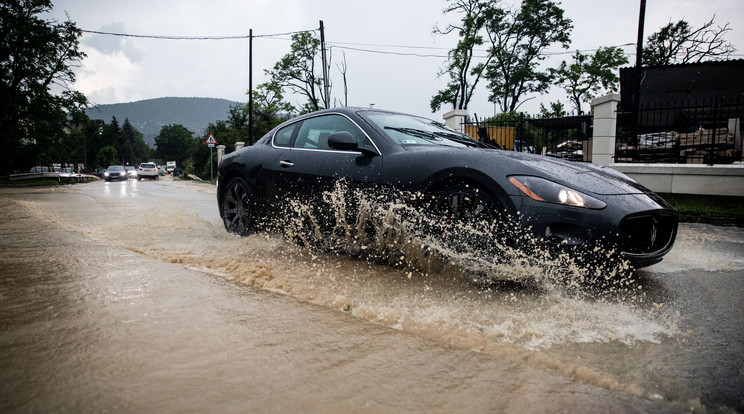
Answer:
[272,180,639,302]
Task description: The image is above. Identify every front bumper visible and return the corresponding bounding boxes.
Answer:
[507,192,678,268]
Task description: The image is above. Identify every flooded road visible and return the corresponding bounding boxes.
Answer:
[0,179,742,413]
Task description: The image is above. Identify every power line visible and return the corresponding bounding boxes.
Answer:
[330,45,452,58]
[81,28,641,59]
[80,29,317,40]
[330,43,640,59]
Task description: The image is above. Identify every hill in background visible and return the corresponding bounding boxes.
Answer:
[85,97,243,147]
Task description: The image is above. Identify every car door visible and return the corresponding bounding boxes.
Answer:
[267,113,382,206]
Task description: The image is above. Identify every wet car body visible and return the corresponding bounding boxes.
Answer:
[217,108,678,269]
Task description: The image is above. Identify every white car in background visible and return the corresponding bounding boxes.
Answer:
[125,166,137,179]
[137,162,159,180]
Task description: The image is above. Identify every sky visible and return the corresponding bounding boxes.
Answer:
[49,0,744,120]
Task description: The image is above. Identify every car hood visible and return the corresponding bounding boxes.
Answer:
[496,151,648,195]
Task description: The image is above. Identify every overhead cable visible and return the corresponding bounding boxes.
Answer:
[80,29,317,40]
[81,28,641,59]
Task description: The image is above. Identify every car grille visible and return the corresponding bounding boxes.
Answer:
[618,211,678,254]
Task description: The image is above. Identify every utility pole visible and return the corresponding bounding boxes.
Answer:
[632,0,646,145]
[248,29,253,143]
[635,0,646,70]
[319,20,330,109]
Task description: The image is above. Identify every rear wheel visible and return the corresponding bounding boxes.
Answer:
[221,177,254,236]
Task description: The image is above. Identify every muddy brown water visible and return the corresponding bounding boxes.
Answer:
[0,179,742,413]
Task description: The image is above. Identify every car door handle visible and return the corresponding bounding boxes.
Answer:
[279,160,294,168]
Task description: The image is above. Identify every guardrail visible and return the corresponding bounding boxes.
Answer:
[2,172,101,184]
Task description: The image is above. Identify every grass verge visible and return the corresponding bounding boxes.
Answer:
[660,193,744,227]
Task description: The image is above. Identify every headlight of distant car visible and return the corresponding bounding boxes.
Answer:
[508,175,606,209]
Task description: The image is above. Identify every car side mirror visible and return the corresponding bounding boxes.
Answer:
[327,131,359,150]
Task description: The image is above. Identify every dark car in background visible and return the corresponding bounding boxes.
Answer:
[216,108,678,270]
[104,165,127,182]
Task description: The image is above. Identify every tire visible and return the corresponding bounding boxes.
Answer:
[429,183,501,247]
[428,183,506,280]
[221,177,254,236]
[431,183,499,222]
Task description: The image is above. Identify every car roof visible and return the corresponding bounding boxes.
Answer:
[280,107,410,124]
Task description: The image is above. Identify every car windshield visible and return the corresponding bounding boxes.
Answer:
[140,163,156,168]
[108,166,124,172]
[363,112,488,148]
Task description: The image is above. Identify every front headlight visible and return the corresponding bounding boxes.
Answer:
[508,175,606,209]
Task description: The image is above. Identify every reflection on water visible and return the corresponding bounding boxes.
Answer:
[1,182,741,413]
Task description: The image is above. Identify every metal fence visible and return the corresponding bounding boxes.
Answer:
[462,113,593,162]
[616,96,743,165]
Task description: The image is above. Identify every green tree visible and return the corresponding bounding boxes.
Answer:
[121,118,136,166]
[100,117,122,163]
[0,0,87,173]
[251,82,293,139]
[184,136,210,179]
[550,47,628,115]
[48,126,82,165]
[642,16,736,66]
[96,146,117,168]
[484,0,572,112]
[431,0,490,112]
[154,124,195,167]
[539,101,567,117]
[80,117,105,169]
[205,83,293,171]
[266,31,326,113]
[205,105,251,158]
[121,118,150,165]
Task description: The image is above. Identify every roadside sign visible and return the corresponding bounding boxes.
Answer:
[205,133,218,147]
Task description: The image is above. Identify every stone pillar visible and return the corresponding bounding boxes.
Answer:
[729,118,741,154]
[216,145,225,166]
[235,141,245,151]
[443,109,468,133]
[591,93,621,166]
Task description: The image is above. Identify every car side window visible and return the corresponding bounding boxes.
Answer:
[273,123,296,147]
[293,114,369,150]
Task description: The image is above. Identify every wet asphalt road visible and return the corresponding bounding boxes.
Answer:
[0,179,742,413]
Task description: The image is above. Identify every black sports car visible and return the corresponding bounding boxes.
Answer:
[217,108,677,270]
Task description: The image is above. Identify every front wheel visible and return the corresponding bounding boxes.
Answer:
[221,177,254,236]
[431,183,499,223]
[428,183,507,281]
